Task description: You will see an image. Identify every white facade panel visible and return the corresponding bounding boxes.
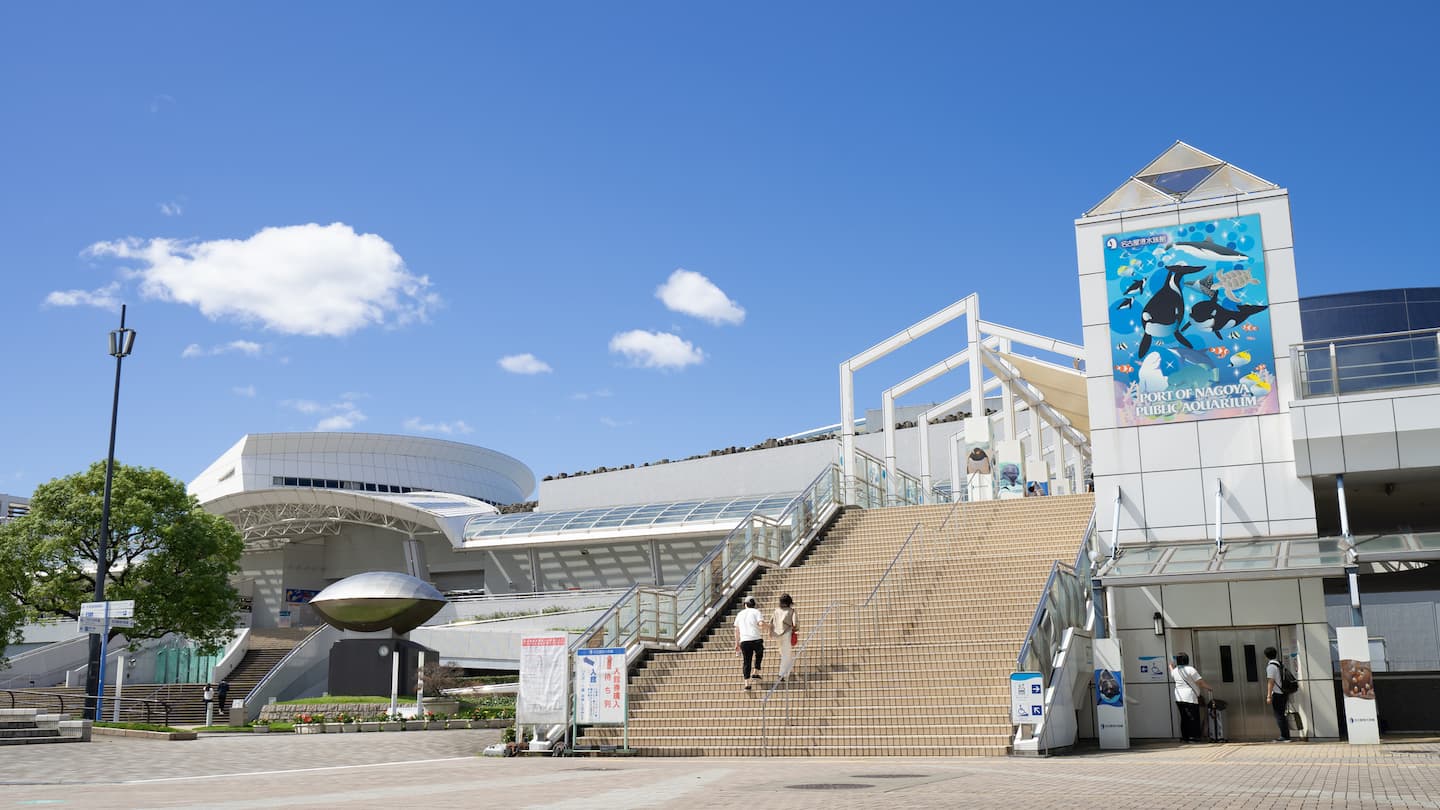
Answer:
[1113,585,1164,631]
[1239,194,1295,251]
[1159,582,1232,627]
[1229,579,1302,625]
[1137,422,1201,473]
[1079,275,1111,331]
[1262,462,1317,523]
[1204,463,1270,536]
[1198,417,1264,469]
[1256,413,1294,464]
[1141,469,1207,528]
[1090,427,1141,478]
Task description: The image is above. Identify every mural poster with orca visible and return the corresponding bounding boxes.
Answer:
[1104,214,1277,427]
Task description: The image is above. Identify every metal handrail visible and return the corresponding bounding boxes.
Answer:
[1294,324,1440,348]
[1016,508,1098,674]
[1293,327,1440,398]
[242,625,328,707]
[0,688,171,726]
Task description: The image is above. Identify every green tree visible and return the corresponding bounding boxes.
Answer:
[0,462,244,664]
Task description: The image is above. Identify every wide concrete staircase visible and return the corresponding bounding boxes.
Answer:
[576,494,1094,756]
[0,709,90,745]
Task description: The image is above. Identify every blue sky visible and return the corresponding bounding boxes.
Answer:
[2,2,1436,499]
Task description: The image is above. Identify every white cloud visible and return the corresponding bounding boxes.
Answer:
[233,385,256,397]
[570,389,613,401]
[608,330,704,369]
[44,282,121,310]
[403,417,474,435]
[181,340,264,359]
[498,353,553,375]
[149,94,176,113]
[158,201,183,216]
[85,223,437,337]
[284,396,366,431]
[655,269,745,325]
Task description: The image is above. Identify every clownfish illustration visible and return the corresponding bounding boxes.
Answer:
[1114,364,1134,374]
[1242,323,1260,332]
[1208,346,1230,359]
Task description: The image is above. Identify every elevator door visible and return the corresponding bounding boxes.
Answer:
[1192,628,1279,741]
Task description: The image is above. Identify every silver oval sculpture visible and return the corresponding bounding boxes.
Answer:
[309,571,447,634]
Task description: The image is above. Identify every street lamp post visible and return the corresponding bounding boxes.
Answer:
[84,305,136,721]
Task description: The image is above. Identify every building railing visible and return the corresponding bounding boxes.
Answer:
[1016,511,1097,678]
[0,688,171,726]
[570,463,844,660]
[242,624,338,721]
[1292,326,1440,398]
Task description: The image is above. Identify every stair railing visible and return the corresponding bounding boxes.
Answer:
[760,520,936,755]
[1012,505,1099,753]
[241,624,338,721]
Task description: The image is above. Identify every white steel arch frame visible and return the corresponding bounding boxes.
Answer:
[839,292,1088,505]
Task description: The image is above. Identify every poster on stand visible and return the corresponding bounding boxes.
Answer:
[995,440,1024,499]
[518,634,569,726]
[1337,627,1379,744]
[575,647,627,725]
[1103,214,1277,427]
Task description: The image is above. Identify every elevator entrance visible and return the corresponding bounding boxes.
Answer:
[1191,627,1281,741]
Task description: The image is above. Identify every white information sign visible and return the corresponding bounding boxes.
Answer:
[1337,626,1379,745]
[575,647,627,725]
[517,634,569,726]
[1137,655,1168,683]
[79,600,135,630]
[1011,671,1044,724]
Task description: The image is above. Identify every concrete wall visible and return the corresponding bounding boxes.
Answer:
[1292,386,1440,476]
[538,421,969,511]
[1078,189,1317,543]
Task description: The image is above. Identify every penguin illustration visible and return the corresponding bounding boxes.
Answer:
[1123,279,1144,296]
[1138,264,1205,357]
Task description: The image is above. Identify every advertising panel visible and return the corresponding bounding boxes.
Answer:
[518,634,570,726]
[1104,214,1277,427]
[575,647,627,725]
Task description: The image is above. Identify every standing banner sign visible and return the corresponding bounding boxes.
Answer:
[518,634,569,726]
[1093,637,1130,749]
[573,646,630,751]
[1337,626,1379,744]
[1010,672,1044,725]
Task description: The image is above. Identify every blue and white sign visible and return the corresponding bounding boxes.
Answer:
[575,647,627,725]
[1137,655,1168,683]
[1010,671,1044,724]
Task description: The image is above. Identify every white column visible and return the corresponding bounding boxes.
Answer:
[882,391,897,505]
[1000,338,1015,441]
[918,413,932,501]
[966,295,984,421]
[840,362,856,505]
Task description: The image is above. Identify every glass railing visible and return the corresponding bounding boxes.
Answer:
[570,464,844,656]
[847,448,928,508]
[1292,327,1440,398]
[1016,510,1098,679]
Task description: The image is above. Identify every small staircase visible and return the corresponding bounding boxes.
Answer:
[0,709,90,745]
[576,494,1094,756]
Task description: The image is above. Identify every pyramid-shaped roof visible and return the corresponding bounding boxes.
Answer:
[1083,142,1277,217]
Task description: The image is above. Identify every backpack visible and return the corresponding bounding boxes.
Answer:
[1275,660,1300,694]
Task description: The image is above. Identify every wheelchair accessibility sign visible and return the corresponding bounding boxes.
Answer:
[1011,671,1044,724]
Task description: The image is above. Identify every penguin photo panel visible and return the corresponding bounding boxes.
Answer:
[1103,214,1277,427]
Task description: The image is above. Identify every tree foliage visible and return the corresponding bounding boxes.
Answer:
[0,462,244,660]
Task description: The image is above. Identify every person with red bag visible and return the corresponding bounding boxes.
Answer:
[771,593,800,682]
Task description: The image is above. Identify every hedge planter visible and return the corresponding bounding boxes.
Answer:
[341,723,360,733]
[296,724,324,734]
[323,723,345,734]
[404,720,428,732]
[359,722,381,733]
[252,725,272,734]
[426,721,444,731]
[381,721,404,732]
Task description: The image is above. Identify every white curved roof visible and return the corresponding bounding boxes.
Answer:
[204,487,499,551]
[190,432,535,506]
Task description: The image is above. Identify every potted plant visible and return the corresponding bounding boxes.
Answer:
[323,712,346,734]
[338,712,360,733]
[252,718,272,734]
[294,713,326,734]
[446,713,471,730]
[424,710,445,731]
[359,713,382,733]
[404,712,429,732]
[380,712,403,732]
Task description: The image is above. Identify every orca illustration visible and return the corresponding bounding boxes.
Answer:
[1173,238,1248,263]
[1138,265,1205,358]
[1190,292,1267,337]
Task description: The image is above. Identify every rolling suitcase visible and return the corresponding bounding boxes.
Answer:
[1205,698,1229,742]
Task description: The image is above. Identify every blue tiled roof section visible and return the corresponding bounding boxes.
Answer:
[462,493,797,541]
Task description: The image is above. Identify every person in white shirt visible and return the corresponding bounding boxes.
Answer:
[1264,646,1293,742]
[1170,653,1212,743]
[734,597,766,690]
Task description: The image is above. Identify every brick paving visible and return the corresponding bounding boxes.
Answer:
[2,733,1439,808]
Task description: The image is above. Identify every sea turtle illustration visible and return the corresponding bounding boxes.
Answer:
[1213,267,1261,302]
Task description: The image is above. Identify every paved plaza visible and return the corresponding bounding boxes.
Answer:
[3,731,1440,808]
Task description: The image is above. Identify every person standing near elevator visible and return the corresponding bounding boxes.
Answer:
[1171,653,1212,743]
[1264,646,1293,742]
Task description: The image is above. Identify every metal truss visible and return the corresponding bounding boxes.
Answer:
[226,502,440,551]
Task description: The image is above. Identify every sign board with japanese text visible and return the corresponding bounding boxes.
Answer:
[518,634,569,726]
[574,647,627,725]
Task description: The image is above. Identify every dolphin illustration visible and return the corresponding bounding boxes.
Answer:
[1173,238,1249,263]
[1138,264,1205,357]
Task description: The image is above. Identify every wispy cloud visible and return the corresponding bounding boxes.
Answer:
[498,353,553,375]
[181,340,263,359]
[609,330,704,369]
[570,389,613,401]
[44,282,122,311]
[83,223,438,337]
[284,394,366,431]
[599,416,632,428]
[656,269,745,326]
[158,201,183,216]
[232,385,256,398]
[149,94,176,113]
[403,417,474,435]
